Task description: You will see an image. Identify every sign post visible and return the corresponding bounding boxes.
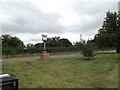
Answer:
[44,42,46,51]
[40,34,49,59]
[42,34,47,51]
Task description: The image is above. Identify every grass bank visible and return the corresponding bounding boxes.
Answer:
[2,54,118,88]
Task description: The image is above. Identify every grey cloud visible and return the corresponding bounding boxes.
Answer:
[1,2,64,34]
[65,15,103,34]
[0,1,119,44]
[65,1,118,34]
[70,2,118,15]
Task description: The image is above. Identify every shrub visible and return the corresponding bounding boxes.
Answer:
[82,43,96,60]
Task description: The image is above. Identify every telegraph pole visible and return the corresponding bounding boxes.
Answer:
[80,34,82,41]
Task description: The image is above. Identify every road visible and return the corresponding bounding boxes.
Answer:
[1,53,80,61]
[0,50,116,62]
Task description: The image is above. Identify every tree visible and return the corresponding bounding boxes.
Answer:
[46,36,72,47]
[116,11,120,53]
[74,40,86,51]
[74,40,95,59]
[47,36,60,47]
[57,38,72,47]
[34,43,43,48]
[2,34,25,48]
[82,43,95,60]
[93,11,119,52]
[2,34,25,55]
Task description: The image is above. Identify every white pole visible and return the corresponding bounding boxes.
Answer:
[44,42,46,51]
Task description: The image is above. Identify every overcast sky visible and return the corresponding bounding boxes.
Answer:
[0,0,119,45]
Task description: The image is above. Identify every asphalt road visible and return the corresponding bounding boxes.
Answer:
[1,53,80,61]
[0,50,116,62]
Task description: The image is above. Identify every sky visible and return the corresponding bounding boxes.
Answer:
[0,0,119,45]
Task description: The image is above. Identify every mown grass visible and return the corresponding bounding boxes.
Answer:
[2,54,118,88]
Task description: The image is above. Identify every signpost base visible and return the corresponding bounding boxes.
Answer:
[40,51,49,59]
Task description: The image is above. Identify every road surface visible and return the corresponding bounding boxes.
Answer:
[0,50,116,62]
[1,53,80,61]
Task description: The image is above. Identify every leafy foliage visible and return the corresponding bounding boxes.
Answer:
[47,36,60,47]
[81,43,95,59]
[2,34,25,48]
[74,41,95,59]
[93,11,119,52]
[57,38,72,47]
[2,34,25,55]
[46,36,72,47]
[1,35,79,55]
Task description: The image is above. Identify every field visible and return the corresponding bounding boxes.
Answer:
[2,54,118,88]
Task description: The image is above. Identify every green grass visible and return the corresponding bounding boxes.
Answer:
[2,54,118,88]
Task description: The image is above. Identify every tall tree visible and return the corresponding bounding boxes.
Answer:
[2,34,25,48]
[2,34,25,55]
[93,11,119,52]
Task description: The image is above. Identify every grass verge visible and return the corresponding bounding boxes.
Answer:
[2,54,118,88]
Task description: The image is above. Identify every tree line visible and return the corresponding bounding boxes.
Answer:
[1,35,80,55]
[1,11,120,56]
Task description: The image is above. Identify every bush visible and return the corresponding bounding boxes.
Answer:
[82,43,96,60]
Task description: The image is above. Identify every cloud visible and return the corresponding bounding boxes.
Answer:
[0,2,64,34]
[62,1,118,34]
[0,0,119,44]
